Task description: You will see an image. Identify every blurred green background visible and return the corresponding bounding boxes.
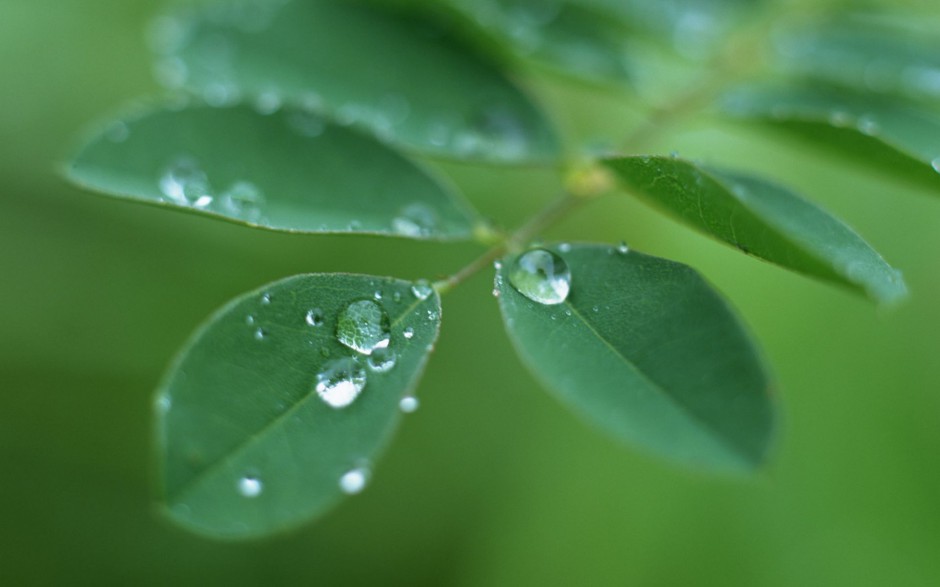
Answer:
[2,1,939,585]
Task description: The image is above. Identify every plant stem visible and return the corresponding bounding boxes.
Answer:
[434,192,583,294]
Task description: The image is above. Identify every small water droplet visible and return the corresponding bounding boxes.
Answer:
[336,300,390,355]
[828,110,853,127]
[106,121,129,143]
[238,475,263,498]
[305,309,324,327]
[373,291,383,301]
[254,328,267,340]
[315,357,367,408]
[367,348,397,373]
[393,203,439,237]
[246,314,255,325]
[403,327,414,340]
[339,467,370,495]
[221,180,265,222]
[159,157,213,207]
[254,90,282,115]
[558,243,571,253]
[411,280,433,301]
[261,293,271,305]
[392,291,402,303]
[399,396,420,413]
[616,241,630,254]
[508,248,571,305]
[932,157,940,174]
[155,394,172,413]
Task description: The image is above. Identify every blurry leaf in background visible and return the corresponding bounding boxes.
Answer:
[157,273,440,538]
[721,84,940,192]
[772,15,940,106]
[154,0,560,163]
[67,103,479,239]
[449,0,633,86]
[603,156,908,304]
[498,244,776,473]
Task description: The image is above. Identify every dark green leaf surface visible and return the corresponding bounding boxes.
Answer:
[721,84,940,192]
[156,0,560,164]
[450,0,632,86]
[156,274,441,538]
[497,244,776,473]
[67,104,478,238]
[602,156,908,304]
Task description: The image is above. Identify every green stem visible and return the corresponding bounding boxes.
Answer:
[434,192,583,294]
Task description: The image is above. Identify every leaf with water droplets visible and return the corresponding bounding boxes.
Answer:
[155,273,441,538]
[498,244,777,473]
[721,84,940,193]
[451,0,632,86]
[157,0,559,164]
[602,156,908,304]
[66,104,479,239]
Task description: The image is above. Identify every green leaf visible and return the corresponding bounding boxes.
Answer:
[773,18,940,105]
[450,0,632,86]
[602,156,908,304]
[155,273,441,539]
[721,84,940,192]
[67,104,479,239]
[497,244,776,473]
[155,0,560,164]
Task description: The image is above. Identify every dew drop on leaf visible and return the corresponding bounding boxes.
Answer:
[508,248,572,305]
[314,357,367,409]
[335,300,390,355]
[616,241,630,254]
[237,475,263,498]
[254,328,267,340]
[305,309,324,327]
[399,395,420,413]
[403,327,414,340]
[411,280,433,301]
[159,157,213,207]
[366,348,397,373]
[339,467,370,495]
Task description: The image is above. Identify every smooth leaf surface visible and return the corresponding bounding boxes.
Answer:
[155,0,560,164]
[721,84,940,192]
[67,104,478,238]
[156,273,441,538]
[450,0,632,86]
[603,156,908,304]
[773,19,940,104]
[497,244,776,473]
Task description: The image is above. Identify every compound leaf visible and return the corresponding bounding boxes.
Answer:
[497,244,776,473]
[156,273,441,538]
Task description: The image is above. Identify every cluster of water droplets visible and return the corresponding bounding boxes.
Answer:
[157,156,266,222]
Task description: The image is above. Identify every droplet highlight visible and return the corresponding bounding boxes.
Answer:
[315,357,367,409]
[238,475,263,498]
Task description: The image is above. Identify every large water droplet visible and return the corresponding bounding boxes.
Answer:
[508,248,571,305]
[238,475,263,498]
[367,348,397,373]
[411,280,433,300]
[336,300,390,355]
[339,467,370,495]
[315,357,367,408]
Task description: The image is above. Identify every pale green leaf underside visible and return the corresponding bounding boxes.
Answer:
[67,104,478,238]
[603,156,907,304]
[721,84,940,192]
[498,244,776,473]
[450,0,632,86]
[156,274,441,539]
[158,0,560,164]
